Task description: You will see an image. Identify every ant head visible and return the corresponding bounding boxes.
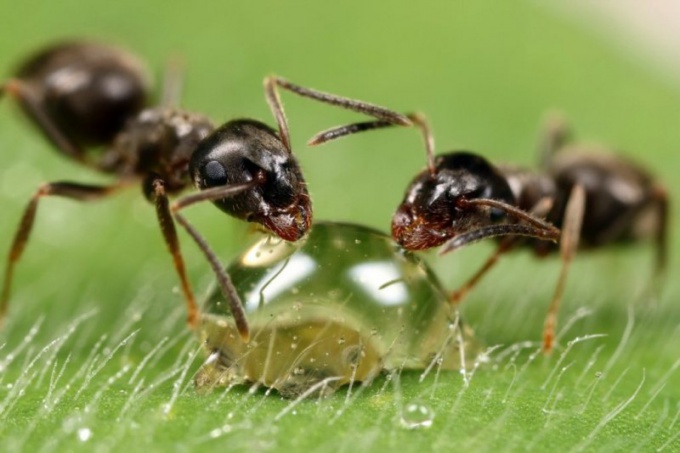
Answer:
[16,41,150,147]
[392,152,516,250]
[190,119,311,241]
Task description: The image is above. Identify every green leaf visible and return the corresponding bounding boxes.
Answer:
[1,1,679,451]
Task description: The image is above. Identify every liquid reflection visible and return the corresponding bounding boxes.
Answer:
[348,261,408,307]
[196,221,478,398]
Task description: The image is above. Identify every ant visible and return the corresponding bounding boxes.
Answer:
[310,111,668,353]
[0,40,410,341]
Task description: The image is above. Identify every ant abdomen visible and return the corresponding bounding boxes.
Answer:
[547,150,658,247]
[13,41,150,148]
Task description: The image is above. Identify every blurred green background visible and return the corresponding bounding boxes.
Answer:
[1,1,679,450]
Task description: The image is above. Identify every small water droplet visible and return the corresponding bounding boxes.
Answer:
[400,403,434,429]
[338,337,346,345]
[172,286,180,294]
[354,239,361,244]
[291,343,298,350]
[292,302,302,311]
[77,428,92,442]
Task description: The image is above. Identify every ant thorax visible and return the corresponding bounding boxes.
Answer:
[195,222,479,398]
[100,108,215,194]
[497,164,557,214]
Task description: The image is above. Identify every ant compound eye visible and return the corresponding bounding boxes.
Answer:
[196,221,479,398]
[202,160,228,187]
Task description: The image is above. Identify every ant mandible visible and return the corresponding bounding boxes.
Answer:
[0,40,410,341]
[310,111,668,353]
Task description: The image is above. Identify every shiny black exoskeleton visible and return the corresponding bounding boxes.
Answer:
[0,40,408,340]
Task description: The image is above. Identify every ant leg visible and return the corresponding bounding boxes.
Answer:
[1,79,85,162]
[1,181,124,326]
[172,212,250,342]
[537,112,572,170]
[263,76,411,152]
[450,237,515,305]
[147,177,202,331]
[168,182,257,342]
[310,112,438,174]
[150,178,255,338]
[543,184,585,353]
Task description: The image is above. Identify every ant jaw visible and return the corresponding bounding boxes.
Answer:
[258,202,312,242]
[391,207,450,250]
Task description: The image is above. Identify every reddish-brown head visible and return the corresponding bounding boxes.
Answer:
[392,152,516,250]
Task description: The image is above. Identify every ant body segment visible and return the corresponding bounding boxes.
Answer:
[312,112,668,352]
[0,40,409,340]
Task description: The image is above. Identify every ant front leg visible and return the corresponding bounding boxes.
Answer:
[543,184,585,353]
[1,181,125,325]
[146,176,201,330]
[449,237,515,305]
[263,76,412,151]
[166,182,258,342]
[1,80,85,162]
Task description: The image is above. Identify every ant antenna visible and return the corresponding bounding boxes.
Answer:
[265,76,412,154]
[306,109,435,176]
[438,197,561,254]
[458,198,559,232]
[440,223,559,254]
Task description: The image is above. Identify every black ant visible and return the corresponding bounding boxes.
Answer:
[0,40,409,340]
[310,112,668,353]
